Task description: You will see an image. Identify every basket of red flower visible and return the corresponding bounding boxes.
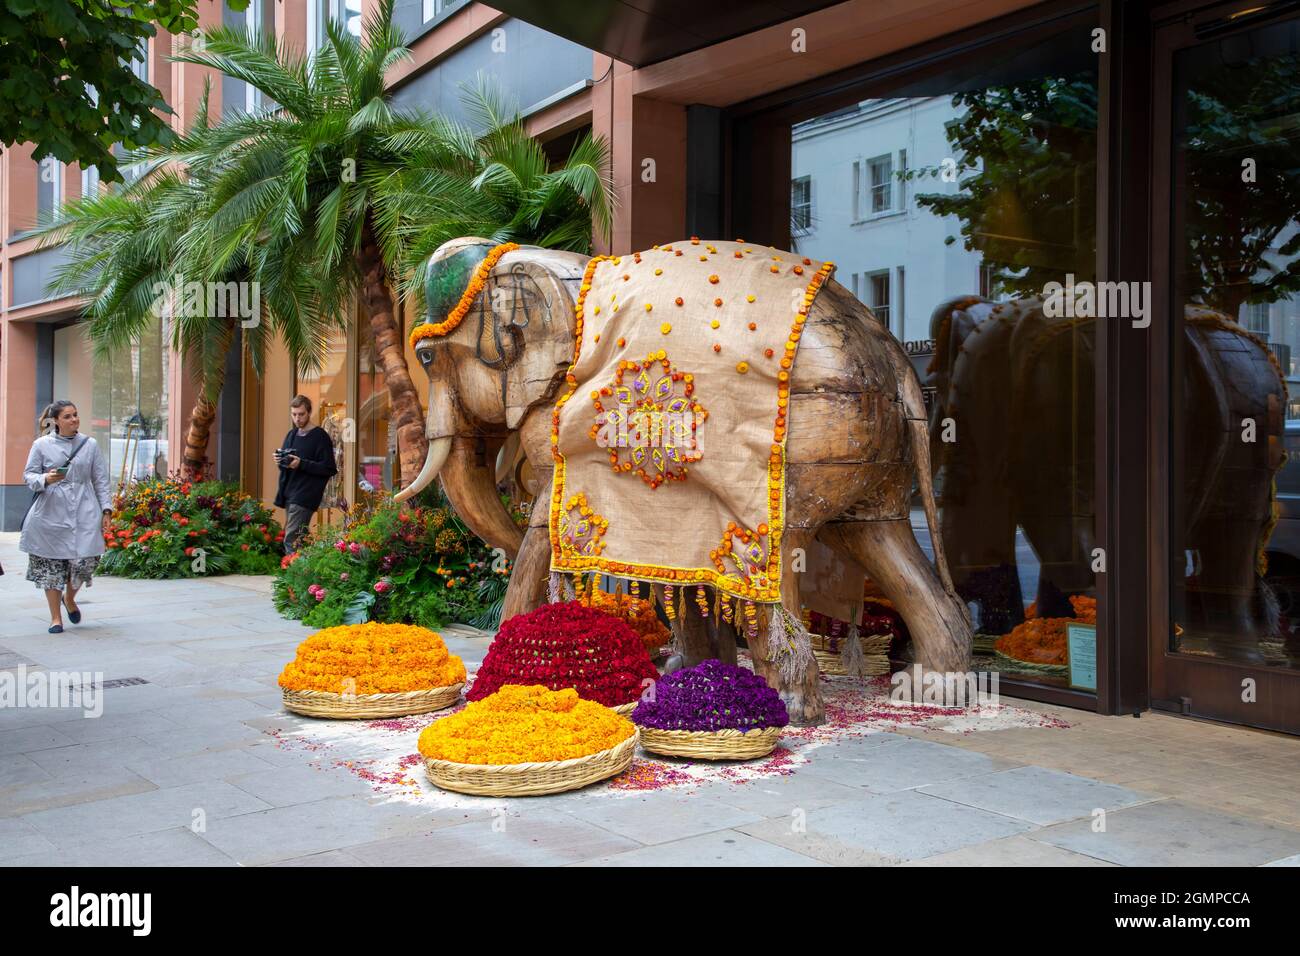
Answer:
[631,660,788,760]
[468,602,659,712]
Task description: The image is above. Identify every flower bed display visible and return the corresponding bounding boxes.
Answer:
[278,622,466,718]
[273,491,512,630]
[994,594,1097,671]
[100,477,283,578]
[631,659,788,760]
[418,684,638,796]
[467,601,659,712]
[582,586,671,656]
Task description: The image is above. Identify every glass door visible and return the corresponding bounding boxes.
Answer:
[1155,3,1300,733]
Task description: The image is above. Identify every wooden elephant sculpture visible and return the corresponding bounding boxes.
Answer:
[397,238,972,723]
[928,295,1286,645]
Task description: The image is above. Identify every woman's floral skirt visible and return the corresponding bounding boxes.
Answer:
[25,554,100,591]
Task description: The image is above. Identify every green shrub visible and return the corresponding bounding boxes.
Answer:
[273,491,512,630]
[100,477,282,578]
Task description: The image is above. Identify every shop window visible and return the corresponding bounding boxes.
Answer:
[53,318,169,487]
[777,16,1099,693]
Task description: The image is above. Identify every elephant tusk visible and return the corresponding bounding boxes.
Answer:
[395,373,455,504]
[394,436,451,502]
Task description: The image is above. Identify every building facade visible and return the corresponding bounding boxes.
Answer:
[3,0,1298,734]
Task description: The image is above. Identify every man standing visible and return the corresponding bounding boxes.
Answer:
[274,395,337,553]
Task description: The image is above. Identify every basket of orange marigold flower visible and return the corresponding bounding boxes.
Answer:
[278,622,466,718]
[418,685,638,796]
[993,595,1097,675]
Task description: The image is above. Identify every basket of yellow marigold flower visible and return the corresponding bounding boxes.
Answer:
[418,684,638,796]
[279,622,466,719]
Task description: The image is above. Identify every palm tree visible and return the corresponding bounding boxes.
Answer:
[38,88,338,478]
[372,77,615,297]
[168,0,615,486]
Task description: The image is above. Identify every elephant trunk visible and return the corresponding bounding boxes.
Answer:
[394,376,454,503]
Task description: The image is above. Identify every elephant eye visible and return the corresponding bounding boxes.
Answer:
[417,346,435,367]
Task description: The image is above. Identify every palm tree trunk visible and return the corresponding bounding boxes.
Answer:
[182,395,220,479]
[182,320,235,479]
[359,218,427,488]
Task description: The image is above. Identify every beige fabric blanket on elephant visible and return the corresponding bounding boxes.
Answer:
[548,239,834,672]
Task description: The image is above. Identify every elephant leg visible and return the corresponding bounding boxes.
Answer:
[748,528,825,726]
[710,604,738,665]
[675,599,714,666]
[501,477,553,623]
[671,590,738,666]
[820,519,971,674]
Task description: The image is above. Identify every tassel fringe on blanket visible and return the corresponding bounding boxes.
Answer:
[766,604,815,685]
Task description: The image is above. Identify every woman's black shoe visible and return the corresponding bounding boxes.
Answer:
[64,601,81,624]
[48,624,64,634]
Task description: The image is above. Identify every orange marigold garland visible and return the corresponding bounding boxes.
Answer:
[278,622,466,695]
[408,242,520,348]
[418,684,634,765]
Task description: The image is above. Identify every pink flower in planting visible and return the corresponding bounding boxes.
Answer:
[348,542,361,555]
[373,580,391,594]
[314,588,327,601]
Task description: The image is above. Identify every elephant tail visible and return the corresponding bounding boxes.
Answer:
[898,359,958,600]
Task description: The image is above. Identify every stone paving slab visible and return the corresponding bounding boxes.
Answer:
[557,790,766,846]
[344,810,643,867]
[900,833,1116,867]
[575,829,829,867]
[1030,800,1300,866]
[918,766,1158,826]
[737,789,1036,865]
[1,827,239,868]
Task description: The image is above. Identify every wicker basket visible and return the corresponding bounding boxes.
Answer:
[282,682,464,719]
[610,700,638,717]
[811,632,892,677]
[423,729,638,796]
[638,725,782,761]
[991,650,1068,676]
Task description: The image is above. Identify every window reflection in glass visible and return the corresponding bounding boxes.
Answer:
[1171,20,1300,669]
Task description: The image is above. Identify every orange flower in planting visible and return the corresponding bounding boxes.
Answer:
[708,275,720,284]
[278,622,466,695]
[713,343,722,353]
[417,685,634,765]
[675,297,684,306]
[714,298,723,307]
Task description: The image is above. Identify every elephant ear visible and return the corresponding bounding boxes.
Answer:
[485,252,581,431]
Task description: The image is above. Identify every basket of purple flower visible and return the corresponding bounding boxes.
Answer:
[631,659,789,760]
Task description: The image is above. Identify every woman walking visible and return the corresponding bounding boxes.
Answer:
[20,401,113,633]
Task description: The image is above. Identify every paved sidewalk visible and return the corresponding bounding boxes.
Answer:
[2,532,1299,867]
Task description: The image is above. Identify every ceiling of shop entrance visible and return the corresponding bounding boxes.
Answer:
[483,0,850,67]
